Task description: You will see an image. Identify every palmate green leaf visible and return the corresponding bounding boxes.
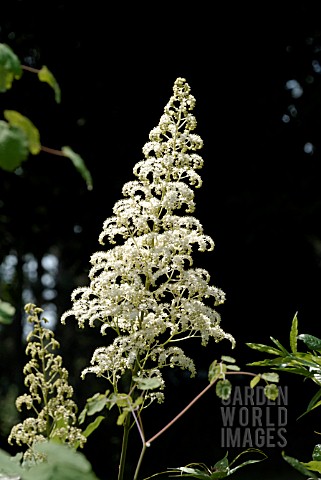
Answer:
[4,110,41,154]
[0,43,22,92]
[246,343,282,356]
[282,452,319,479]
[0,299,15,324]
[0,120,29,171]
[78,392,108,424]
[38,65,61,103]
[216,379,232,400]
[290,312,298,353]
[21,441,100,480]
[0,448,23,477]
[62,146,93,191]
[264,384,279,401]
[298,334,321,352]
[133,375,162,390]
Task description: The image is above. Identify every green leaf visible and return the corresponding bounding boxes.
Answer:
[261,372,279,383]
[301,460,321,474]
[4,110,41,154]
[170,466,213,479]
[246,343,282,356]
[216,380,232,401]
[62,146,93,191]
[0,299,15,324]
[23,441,101,480]
[270,337,289,355]
[221,355,236,364]
[282,452,319,479]
[313,444,321,462]
[250,375,261,389]
[298,334,321,352]
[297,389,321,420]
[133,375,162,390]
[0,43,22,92]
[264,384,279,401]
[290,312,298,353]
[247,357,288,367]
[78,392,109,424]
[86,393,108,416]
[109,393,130,408]
[225,365,240,371]
[208,360,226,383]
[38,65,61,103]
[229,448,267,475]
[117,411,128,426]
[0,448,23,477]
[213,453,229,471]
[82,415,104,439]
[0,120,29,171]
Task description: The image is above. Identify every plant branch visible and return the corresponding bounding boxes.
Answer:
[41,146,66,157]
[146,371,257,445]
[22,65,40,74]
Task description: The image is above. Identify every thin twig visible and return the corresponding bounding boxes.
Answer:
[146,371,257,445]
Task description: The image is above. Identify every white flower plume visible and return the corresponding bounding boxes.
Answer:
[61,77,235,401]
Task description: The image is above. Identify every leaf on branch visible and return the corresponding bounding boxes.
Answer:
[4,110,41,155]
[282,451,319,479]
[246,343,282,355]
[38,65,61,103]
[264,384,279,401]
[298,334,321,352]
[261,372,279,383]
[0,120,29,171]
[290,312,298,353]
[132,375,162,390]
[221,355,236,364]
[225,365,240,371]
[62,146,93,191]
[0,43,22,92]
[82,416,104,439]
[216,379,232,401]
[208,360,226,383]
[313,444,321,462]
[250,375,261,389]
[0,299,15,325]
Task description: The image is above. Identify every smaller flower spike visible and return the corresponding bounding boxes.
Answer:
[61,78,235,406]
[9,304,86,464]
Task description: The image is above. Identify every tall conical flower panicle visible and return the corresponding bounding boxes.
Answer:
[61,77,235,403]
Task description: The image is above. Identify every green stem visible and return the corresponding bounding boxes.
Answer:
[118,412,131,480]
[133,442,147,480]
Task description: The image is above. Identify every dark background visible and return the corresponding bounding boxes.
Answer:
[1,2,321,479]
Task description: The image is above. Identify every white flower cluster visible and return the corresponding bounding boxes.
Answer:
[61,78,235,403]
